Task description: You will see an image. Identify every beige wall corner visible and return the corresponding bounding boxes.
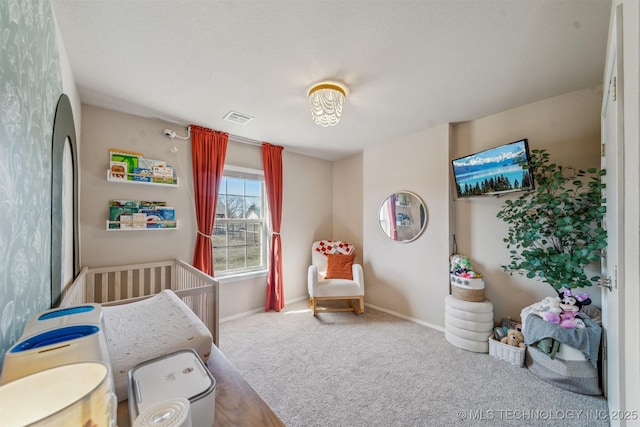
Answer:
[332,153,364,263]
[363,123,451,328]
[451,87,603,324]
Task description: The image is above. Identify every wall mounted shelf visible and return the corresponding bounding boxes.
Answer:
[107,170,179,187]
[106,220,179,231]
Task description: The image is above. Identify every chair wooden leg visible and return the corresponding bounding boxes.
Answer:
[309,296,317,315]
[357,297,364,314]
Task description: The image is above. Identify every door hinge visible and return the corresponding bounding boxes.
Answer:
[598,277,613,291]
[601,143,606,157]
[612,76,617,101]
[602,343,607,362]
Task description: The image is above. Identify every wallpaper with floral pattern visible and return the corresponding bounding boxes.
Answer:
[0,0,62,365]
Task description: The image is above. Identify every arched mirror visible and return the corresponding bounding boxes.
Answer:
[379,191,427,242]
[51,94,79,307]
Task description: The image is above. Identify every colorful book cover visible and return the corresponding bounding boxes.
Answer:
[151,165,177,184]
[156,207,176,222]
[109,206,139,229]
[110,149,142,181]
[109,200,138,208]
[139,201,167,208]
[139,158,166,170]
[132,168,152,182]
[132,213,147,229]
[119,215,133,229]
[139,208,163,228]
[109,161,128,180]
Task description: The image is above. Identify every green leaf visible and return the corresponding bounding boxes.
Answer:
[495,149,607,292]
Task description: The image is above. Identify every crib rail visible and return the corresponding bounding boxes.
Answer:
[59,259,219,345]
[60,267,89,308]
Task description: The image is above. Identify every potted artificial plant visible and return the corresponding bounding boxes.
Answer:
[496,149,607,290]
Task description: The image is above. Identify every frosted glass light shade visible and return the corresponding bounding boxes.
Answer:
[307,81,349,127]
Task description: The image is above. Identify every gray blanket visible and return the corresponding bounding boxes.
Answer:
[524,313,601,367]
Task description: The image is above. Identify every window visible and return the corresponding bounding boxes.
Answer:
[213,167,267,276]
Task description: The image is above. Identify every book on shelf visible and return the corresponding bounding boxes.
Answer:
[139,208,164,228]
[132,213,147,229]
[107,200,176,229]
[109,161,128,180]
[139,158,166,170]
[119,215,133,229]
[110,149,142,181]
[109,207,139,229]
[132,167,152,182]
[139,201,167,208]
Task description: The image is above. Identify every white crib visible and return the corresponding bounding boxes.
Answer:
[59,259,219,401]
[60,259,219,346]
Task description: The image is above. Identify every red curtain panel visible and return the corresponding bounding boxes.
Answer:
[191,125,228,276]
[262,143,284,311]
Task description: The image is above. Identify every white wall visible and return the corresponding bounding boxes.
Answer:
[280,150,334,303]
[79,105,334,318]
[80,106,197,267]
[451,88,602,324]
[54,14,81,140]
[332,153,364,263]
[614,0,640,417]
[363,124,451,329]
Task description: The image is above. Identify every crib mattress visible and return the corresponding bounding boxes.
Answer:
[102,289,213,401]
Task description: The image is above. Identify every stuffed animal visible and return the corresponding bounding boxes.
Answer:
[557,288,591,329]
[501,329,526,348]
[542,288,591,329]
[541,296,563,324]
[449,253,482,278]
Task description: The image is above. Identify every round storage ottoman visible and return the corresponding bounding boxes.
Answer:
[444,295,494,353]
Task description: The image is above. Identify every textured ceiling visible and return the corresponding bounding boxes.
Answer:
[51,0,611,161]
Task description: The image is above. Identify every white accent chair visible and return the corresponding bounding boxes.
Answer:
[307,240,365,315]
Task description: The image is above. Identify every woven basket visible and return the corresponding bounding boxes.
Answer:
[450,275,485,302]
[451,286,485,302]
[489,338,526,367]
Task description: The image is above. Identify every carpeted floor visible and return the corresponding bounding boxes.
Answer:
[219,300,609,427]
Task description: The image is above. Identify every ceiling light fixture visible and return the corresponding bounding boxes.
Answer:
[307,81,349,127]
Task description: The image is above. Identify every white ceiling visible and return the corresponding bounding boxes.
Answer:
[51,0,611,161]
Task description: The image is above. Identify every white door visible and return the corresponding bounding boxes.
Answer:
[600,4,624,420]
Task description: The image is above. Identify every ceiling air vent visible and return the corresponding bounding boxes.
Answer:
[223,110,254,125]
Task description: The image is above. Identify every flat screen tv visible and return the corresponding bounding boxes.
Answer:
[452,139,534,198]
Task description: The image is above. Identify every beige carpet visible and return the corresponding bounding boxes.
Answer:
[219,300,609,427]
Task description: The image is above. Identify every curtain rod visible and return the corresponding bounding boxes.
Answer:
[184,125,263,147]
[229,134,263,147]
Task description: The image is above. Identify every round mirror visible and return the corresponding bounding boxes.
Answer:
[379,191,427,242]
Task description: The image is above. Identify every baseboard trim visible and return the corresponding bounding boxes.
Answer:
[220,297,445,333]
[365,302,445,333]
[220,295,309,323]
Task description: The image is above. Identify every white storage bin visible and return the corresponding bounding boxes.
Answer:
[128,349,216,427]
[1,324,111,384]
[21,304,103,338]
[489,337,526,367]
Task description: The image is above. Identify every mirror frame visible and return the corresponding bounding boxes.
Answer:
[378,191,428,243]
[51,94,79,307]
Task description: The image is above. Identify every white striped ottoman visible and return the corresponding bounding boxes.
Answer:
[444,295,494,353]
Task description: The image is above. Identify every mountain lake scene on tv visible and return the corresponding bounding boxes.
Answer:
[453,141,534,197]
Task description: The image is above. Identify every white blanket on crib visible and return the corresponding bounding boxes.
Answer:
[102,289,213,401]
